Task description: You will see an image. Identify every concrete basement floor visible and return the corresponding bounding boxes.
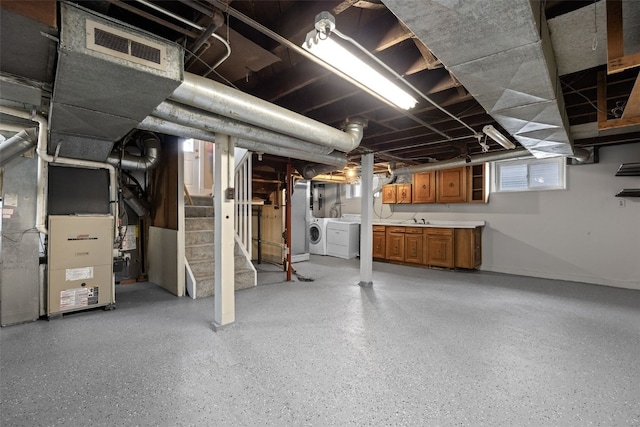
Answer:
[1,256,639,426]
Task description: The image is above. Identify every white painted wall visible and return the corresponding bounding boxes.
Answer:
[342,143,640,289]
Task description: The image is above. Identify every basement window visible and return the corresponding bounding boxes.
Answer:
[345,183,362,199]
[492,157,566,192]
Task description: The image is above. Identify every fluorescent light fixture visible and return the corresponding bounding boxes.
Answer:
[483,125,516,149]
[302,32,418,110]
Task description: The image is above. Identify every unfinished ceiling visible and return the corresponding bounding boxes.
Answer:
[1,0,639,179]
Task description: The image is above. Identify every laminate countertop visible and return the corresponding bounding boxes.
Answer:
[372,220,485,229]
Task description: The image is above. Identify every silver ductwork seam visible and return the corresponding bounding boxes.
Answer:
[153,101,333,155]
[393,146,590,175]
[393,149,532,176]
[107,132,161,171]
[170,72,365,152]
[138,116,348,168]
[0,128,38,167]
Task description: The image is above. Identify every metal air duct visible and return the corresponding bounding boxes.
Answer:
[0,127,37,166]
[382,0,574,158]
[170,73,365,152]
[106,132,161,171]
[394,149,532,176]
[138,116,348,168]
[153,101,333,155]
[49,3,183,161]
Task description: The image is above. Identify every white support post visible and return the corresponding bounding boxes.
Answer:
[359,153,374,287]
[212,134,235,330]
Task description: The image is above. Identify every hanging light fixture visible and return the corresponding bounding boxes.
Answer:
[302,12,418,110]
[483,125,516,149]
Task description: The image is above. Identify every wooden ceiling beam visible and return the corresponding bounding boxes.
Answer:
[621,77,640,118]
[373,21,412,52]
[597,70,640,130]
[606,0,640,74]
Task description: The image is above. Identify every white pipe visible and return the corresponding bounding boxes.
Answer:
[134,0,231,74]
[171,73,365,152]
[0,106,118,236]
[0,122,29,133]
[153,101,333,155]
[203,33,231,76]
[135,0,204,30]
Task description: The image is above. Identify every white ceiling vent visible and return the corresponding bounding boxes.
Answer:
[86,19,167,71]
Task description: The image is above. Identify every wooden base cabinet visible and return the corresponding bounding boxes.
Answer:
[454,227,482,269]
[385,227,405,261]
[404,228,424,264]
[424,228,454,268]
[373,225,482,269]
[373,226,386,259]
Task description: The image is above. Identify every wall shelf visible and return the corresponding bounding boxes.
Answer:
[615,162,640,197]
[615,163,640,176]
[615,189,640,197]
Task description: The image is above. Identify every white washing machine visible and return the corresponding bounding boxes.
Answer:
[309,217,331,255]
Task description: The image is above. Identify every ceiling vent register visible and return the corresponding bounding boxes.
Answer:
[86,20,167,70]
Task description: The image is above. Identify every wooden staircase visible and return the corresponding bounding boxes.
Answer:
[185,196,256,297]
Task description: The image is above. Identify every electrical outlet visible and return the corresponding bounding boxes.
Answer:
[618,199,626,208]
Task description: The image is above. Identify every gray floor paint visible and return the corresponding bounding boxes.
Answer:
[1,256,639,426]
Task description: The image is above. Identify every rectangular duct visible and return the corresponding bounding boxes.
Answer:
[382,0,574,158]
[49,2,183,161]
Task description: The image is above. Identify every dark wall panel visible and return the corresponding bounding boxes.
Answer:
[48,165,110,215]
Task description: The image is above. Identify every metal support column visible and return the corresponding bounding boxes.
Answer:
[285,162,293,281]
[359,153,374,287]
[212,134,235,330]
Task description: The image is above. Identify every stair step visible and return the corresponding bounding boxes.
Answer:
[185,244,214,261]
[187,255,248,275]
[194,269,256,297]
[185,217,213,231]
[190,259,214,277]
[185,206,214,218]
[187,195,214,206]
[186,230,214,246]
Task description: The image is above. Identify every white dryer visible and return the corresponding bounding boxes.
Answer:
[309,217,331,255]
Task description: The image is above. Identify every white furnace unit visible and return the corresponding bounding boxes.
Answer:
[48,215,115,316]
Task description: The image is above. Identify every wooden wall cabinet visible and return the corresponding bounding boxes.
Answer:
[410,163,488,205]
[436,167,467,203]
[373,225,386,259]
[385,226,405,261]
[454,227,482,269]
[412,171,436,203]
[382,184,412,204]
[424,228,454,268]
[382,184,396,204]
[404,228,424,264]
[396,184,412,204]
